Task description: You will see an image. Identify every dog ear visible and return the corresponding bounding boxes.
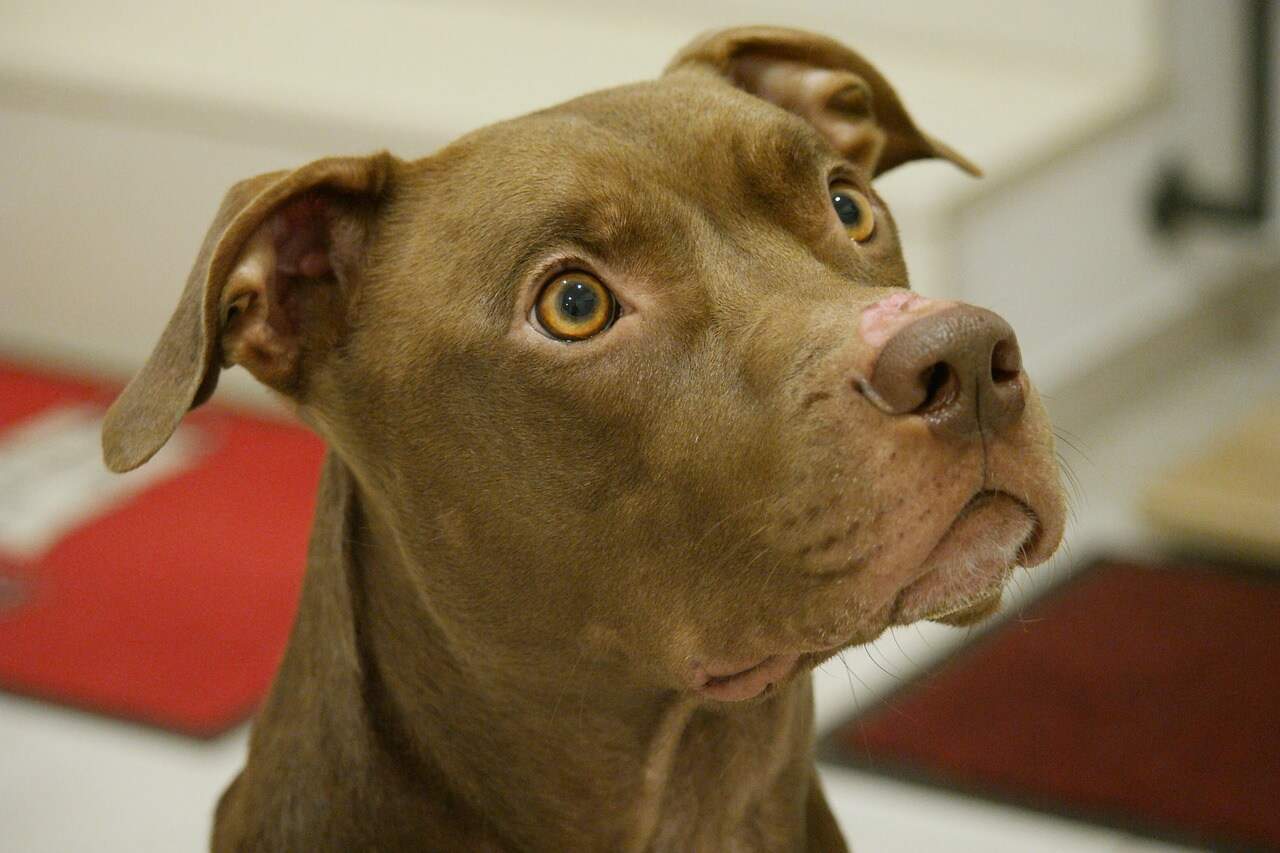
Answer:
[666,26,980,178]
[102,153,396,473]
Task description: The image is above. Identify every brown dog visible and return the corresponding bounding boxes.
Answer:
[101,25,1064,852]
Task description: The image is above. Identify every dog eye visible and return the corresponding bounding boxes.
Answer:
[534,272,618,341]
[830,185,875,242]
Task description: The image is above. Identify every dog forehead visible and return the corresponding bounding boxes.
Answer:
[545,75,823,158]
[434,76,831,204]
[404,78,836,266]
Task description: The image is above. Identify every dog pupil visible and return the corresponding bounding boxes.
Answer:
[559,281,598,320]
[832,192,860,226]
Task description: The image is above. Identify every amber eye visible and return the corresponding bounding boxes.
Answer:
[534,272,618,341]
[830,185,875,242]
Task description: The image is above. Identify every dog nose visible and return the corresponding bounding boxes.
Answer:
[863,305,1025,439]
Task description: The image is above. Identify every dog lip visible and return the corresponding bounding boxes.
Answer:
[1002,491,1046,566]
[806,560,864,580]
[691,653,801,702]
[964,489,1044,565]
[889,489,1036,624]
[957,488,1002,518]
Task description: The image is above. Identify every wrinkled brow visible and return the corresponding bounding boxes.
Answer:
[736,121,835,211]
[758,121,833,180]
[500,189,697,289]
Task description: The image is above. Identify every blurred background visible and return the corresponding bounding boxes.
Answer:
[1,1,1277,850]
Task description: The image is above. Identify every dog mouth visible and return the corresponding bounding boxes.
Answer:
[689,492,1043,702]
[889,490,1038,625]
[690,653,802,702]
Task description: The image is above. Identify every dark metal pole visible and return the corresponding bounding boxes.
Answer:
[1152,0,1272,231]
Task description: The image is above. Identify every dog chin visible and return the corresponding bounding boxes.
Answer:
[889,492,1036,627]
[927,591,1004,626]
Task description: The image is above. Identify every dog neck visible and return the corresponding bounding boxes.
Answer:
[220,454,818,851]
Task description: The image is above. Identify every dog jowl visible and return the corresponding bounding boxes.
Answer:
[103,26,1064,853]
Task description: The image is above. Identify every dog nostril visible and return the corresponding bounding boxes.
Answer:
[916,362,958,414]
[990,338,1022,384]
[863,305,1024,438]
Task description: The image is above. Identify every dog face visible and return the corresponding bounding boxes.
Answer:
[104,27,1064,705]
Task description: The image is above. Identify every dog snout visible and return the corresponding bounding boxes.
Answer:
[860,305,1026,439]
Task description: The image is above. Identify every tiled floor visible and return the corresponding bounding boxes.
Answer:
[2,297,1276,851]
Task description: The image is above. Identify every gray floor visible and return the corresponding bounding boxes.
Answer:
[2,296,1277,852]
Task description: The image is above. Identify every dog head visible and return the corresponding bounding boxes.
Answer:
[104,27,1064,704]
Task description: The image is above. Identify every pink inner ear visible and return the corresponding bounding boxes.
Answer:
[272,194,333,278]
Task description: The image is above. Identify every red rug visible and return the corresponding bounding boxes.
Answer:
[822,559,1280,851]
[0,359,323,736]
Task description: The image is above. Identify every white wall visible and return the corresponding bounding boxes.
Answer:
[0,0,1163,407]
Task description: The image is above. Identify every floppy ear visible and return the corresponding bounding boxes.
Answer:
[102,153,396,473]
[666,26,980,178]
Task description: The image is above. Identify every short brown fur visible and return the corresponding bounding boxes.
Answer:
[103,26,1063,852]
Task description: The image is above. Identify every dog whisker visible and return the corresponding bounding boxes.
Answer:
[1051,426,1095,464]
[861,643,900,681]
[837,654,869,720]
[889,627,919,669]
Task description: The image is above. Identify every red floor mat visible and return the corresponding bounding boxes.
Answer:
[822,559,1280,851]
[0,359,323,736]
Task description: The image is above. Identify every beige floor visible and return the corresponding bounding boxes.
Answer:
[1143,398,1280,563]
[2,294,1277,852]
